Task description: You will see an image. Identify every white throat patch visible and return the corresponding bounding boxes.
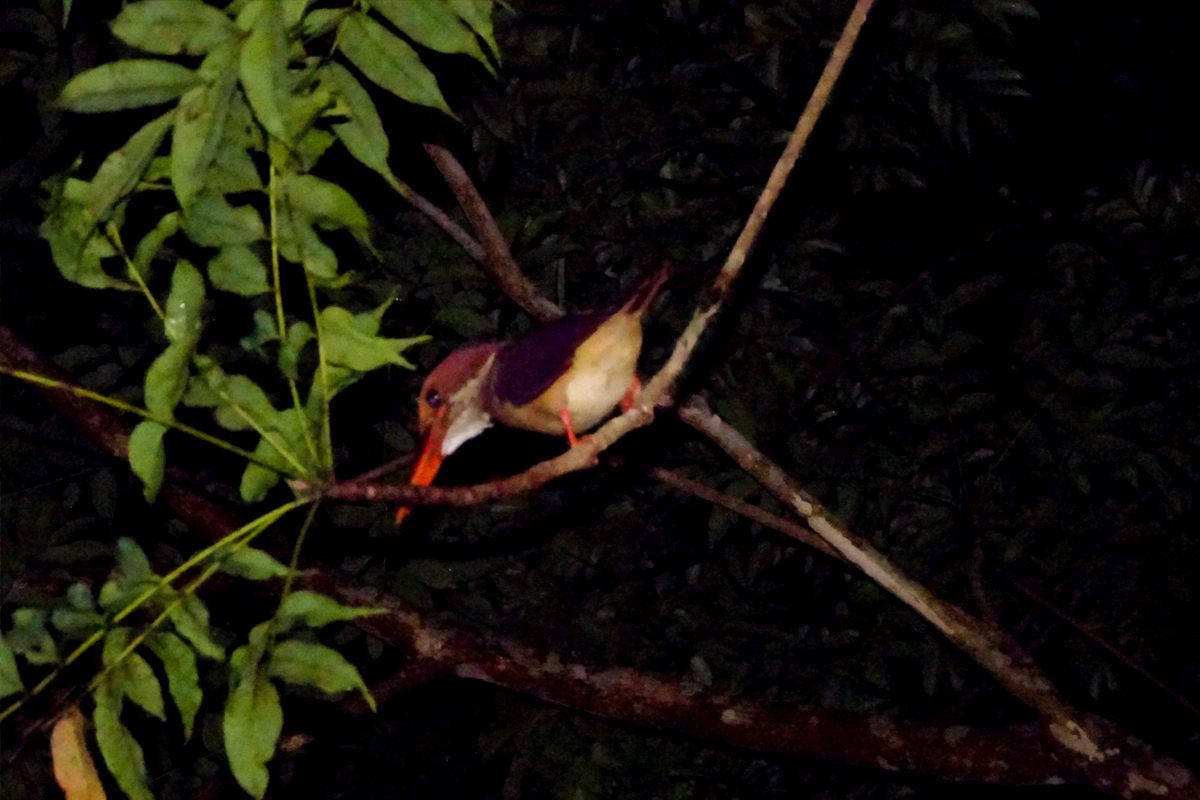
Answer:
[441,353,496,456]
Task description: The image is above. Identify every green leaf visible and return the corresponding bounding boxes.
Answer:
[88,111,175,225]
[300,7,346,38]
[279,320,313,381]
[203,370,279,432]
[51,607,106,637]
[267,639,374,709]
[220,547,292,580]
[224,654,282,799]
[59,59,202,112]
[238,406,317,499]
[131,210,181,280]
[209,244,269,295]
[0,634,23,699]
[241,459,282,503]
[8,609,59,665]
[103,627,165,720]
[240,309,279,356]
[94,679,154,800]
[39,189,132,291]
[337,12,453,115]
[116,538,154,583]
[320,303,428,371]
[207,92,265,193]
[281,173,368,233]
[169,593,225,659]
[112,0,238,55]
[447,0,498,58]
[172,46,240,209]
[146,631,202,739]
[145,342,191,420]
[371,0,489,67]
[276,590,383,631]
[276,214,338,279]
[184,191,265,247]
[319,63,397,186]
[238,0,289,141]
[128,420,167,502]
[164,259,206,345]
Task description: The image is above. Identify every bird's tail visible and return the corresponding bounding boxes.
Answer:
[620,263,672,316]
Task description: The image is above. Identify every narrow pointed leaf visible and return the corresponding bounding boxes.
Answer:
[93,680,153,800]
[276,590,383,631]
[169,593,225,659]
[219,547,292,580]
[103,628,165,720]
[146,632,202,739]
[267,639,375,709]
[128,421,167,502]
[144,342,191,419]
[371,0,489,66]
[0,634,24,698]
[208,244,269,295]
[281,173,367,232]
[320,304,427,371]
[448,0,498,58]
[172,48,239,208]
[111,0,237,56]
[59,59,201,112]
[183,191,265,246]
[319,63,397,185]
[337,12,452,115]
[223,661,282,799]
[164,259,206,345]
[238,0,289,140]
[88,111,175,224]
[9,609,59,665]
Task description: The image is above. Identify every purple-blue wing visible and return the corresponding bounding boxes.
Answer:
[491,311,608,407]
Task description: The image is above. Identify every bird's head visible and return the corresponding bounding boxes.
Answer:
[398,343,499,522]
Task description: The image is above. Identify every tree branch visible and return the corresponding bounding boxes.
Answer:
[673,397,1193,794]
[423,141,564,322]
[314,573,1199,799]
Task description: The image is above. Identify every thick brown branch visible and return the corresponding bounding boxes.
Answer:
[423,142,563,323]
[0,324,241,542]
[314,574,1199,799]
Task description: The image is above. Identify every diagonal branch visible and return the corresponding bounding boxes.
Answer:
[423,142,564,322]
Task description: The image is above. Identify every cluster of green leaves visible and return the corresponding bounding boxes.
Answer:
[1,535,380,800]
[5,1,505,798]
[39,0,499,501]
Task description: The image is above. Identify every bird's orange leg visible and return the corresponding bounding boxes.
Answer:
[559,408,580,447]
[620,376,642,413]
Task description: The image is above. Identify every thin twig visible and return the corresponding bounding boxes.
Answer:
[649,466,842,560]
[423,142,563,322]
[1009,577,1200,722]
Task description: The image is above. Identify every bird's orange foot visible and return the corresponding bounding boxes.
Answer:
[560,408,580,447]
[620,376,643,413]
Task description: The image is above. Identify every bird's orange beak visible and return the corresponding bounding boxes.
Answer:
[394,407,448,523]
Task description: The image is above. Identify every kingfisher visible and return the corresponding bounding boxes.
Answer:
[396,267,669,522]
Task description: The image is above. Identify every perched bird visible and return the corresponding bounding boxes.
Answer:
[396,267,669,522]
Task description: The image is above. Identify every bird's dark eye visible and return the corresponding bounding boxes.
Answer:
[424,388,444,409]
